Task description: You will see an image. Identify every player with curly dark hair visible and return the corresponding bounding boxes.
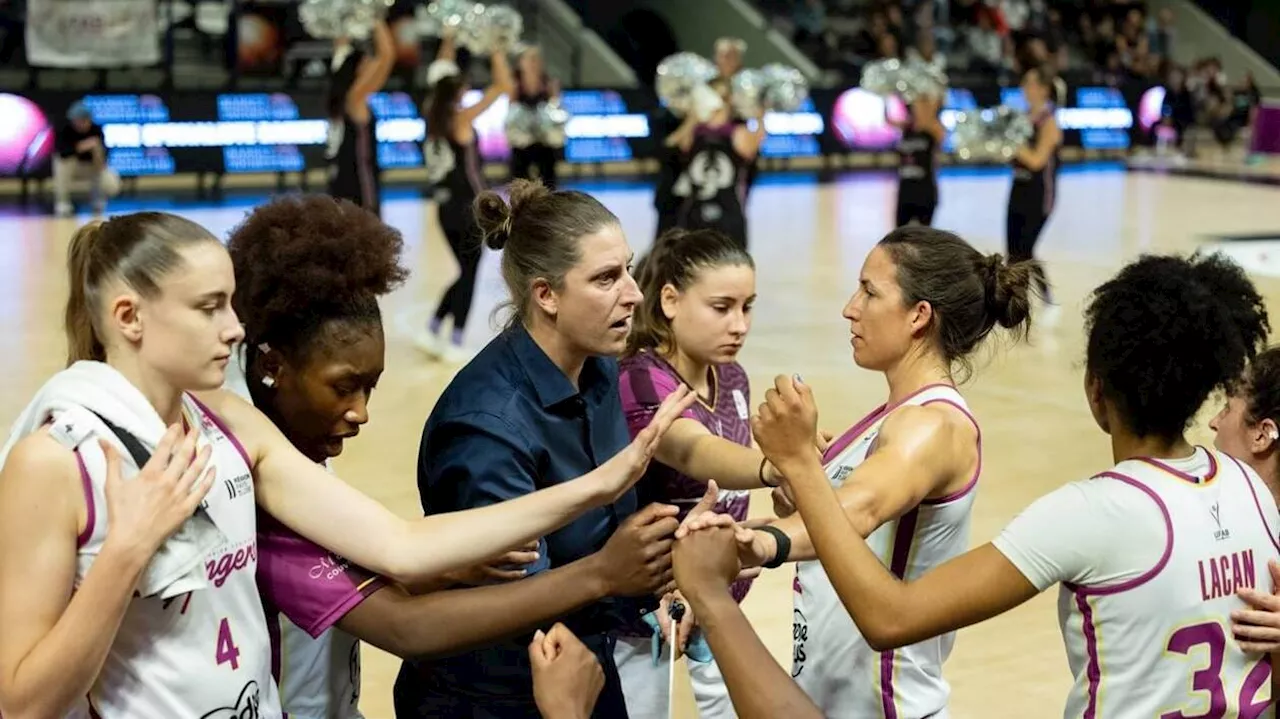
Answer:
[225,194,682,719]
[735,251,1277,719]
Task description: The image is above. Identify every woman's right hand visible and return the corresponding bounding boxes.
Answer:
[591,386,695,503]
[101,425,216,561]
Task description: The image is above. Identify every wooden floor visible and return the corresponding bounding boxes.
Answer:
[5,164,1280,718]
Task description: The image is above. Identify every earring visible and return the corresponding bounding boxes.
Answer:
[262,375,276,388]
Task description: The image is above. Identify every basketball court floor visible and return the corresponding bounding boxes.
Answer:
[2,163,1279,717]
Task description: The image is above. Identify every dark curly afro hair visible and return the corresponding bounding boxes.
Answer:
[226,195,408,363]
[1084,252,1269,440]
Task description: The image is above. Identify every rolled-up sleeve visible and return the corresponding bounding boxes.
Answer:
[420,411,552,576]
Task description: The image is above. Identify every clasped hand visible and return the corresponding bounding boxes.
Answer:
[672,375,824,596]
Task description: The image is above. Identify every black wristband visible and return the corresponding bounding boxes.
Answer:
[757,525,791,569]
[759,456,778,487]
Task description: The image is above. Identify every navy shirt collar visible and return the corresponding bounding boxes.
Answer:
[507,324,612,410]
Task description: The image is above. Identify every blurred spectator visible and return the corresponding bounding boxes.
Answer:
[907,32,947,71]
[793,0,828,42]
[965,8,1007,74]
[1148,7,1175,58]
[52,102,118,217]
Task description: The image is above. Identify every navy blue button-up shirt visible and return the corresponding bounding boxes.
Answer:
[394,324,639,716]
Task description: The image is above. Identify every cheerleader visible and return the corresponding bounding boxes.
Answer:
[667,78,765,250]
[419,35,513,362]
[712,37,760,200]
[509,46,562,188]
[888,91,945,227]
[1007,63,1062,322]
[326,21,395,216]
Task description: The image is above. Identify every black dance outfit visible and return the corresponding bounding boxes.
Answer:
[674,124,749,249]
[424,132,486,333]
[895,120,938,227]
[509,74,558,188]
[1006,106,1059,300]
[652,107,685,241]
[327,110,382,216]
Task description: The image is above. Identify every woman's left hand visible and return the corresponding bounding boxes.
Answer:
[656,591,697,659]
[1232,559,1280,653]
[442,540,541,584]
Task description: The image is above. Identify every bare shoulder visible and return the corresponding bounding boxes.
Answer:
[0,430,82,526]
[189,389,273,460]
[880,403,977,452]
[1,430,80,486]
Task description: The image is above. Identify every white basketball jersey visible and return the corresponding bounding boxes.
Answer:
[70,394,282,718]
[1055,451,1279,719]
[224,349,372,719]
[270,613,365,719]
[793,384,978,719]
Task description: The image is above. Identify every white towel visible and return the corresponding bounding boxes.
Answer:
[0,361,227,599]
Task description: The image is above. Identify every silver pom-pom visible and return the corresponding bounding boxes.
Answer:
[951,105,1034,161]
[479,4,523,52]
[730,69,765,118]
[860,58,946,102]
[656,52,718,116]
[535,101,569,148]
[301,0,394,41]
[760,63,809,112]
[505,103,538,149]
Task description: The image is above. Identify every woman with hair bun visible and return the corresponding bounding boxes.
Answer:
[226,195,680,719]
[0,205,685,719]
[397,179,700,718]
[685,225,1037,718]
[748,251,1279,719]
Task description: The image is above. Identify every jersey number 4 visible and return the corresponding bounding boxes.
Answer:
[216,617,242,671]
[1161,621,1270,718]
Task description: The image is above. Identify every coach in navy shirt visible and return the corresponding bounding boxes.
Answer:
[394,181,691,718]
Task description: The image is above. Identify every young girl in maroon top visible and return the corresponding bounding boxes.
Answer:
[615,228,781,717]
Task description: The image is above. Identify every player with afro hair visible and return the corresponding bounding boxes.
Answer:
[224,194,660,719]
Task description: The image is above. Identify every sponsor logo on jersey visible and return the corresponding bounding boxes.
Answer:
[206,539,258,588]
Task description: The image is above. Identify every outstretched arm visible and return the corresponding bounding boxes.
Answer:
[339,502,680,659]
[203,386,694,587]
[751,375,1040,650]
[743,404,975,564]
[674,526,822,719]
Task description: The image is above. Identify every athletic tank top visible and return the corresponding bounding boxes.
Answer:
[793,383,979,719]
[1056,450,1278,718]
[423,133,484,219]
[896,122,937,189]
[1010,106,1059,215]
[673,124,747,246]
[616,351,755,639]
[70,395,282,718]
[327,112,381,212]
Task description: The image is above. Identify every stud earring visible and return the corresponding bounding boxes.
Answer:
[262,375,276,388]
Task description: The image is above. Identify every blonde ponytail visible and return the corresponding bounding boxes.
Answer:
[64,220,107,365]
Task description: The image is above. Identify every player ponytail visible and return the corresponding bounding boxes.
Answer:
[63,212,218,366]
[877,226,1036,382]
[65,220,107,364]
